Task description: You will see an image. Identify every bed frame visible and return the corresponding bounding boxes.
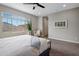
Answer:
[39,48,50,56]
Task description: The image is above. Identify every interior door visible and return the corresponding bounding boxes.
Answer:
[42,16,48,37]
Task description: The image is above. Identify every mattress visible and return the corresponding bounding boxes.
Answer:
[0,35,49,56]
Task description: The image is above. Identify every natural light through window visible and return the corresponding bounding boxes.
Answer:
[0,12,30,33]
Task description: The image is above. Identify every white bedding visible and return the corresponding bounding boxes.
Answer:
[0,35,49,56]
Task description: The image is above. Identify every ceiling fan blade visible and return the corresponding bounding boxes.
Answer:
[23,3,45,8]
[23,3,35,5]
[37,3,45,8]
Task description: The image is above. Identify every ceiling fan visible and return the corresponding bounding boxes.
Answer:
[23,3,45,10]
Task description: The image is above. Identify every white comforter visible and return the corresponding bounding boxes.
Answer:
[0,35,48,56]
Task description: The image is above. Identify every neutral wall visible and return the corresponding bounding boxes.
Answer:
[38,16,43,31]
[0,5,38,38]
[48,8,79,43]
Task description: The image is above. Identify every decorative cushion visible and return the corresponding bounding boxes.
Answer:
[31,36,41,49]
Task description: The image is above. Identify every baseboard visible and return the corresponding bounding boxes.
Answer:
[48,38,79,44]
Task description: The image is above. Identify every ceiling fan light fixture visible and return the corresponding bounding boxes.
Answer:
[33,6,35,10]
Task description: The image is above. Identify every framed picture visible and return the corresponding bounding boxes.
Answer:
[54,20,68,28]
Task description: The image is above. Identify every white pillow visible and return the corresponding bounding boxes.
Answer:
[31,36,41,49]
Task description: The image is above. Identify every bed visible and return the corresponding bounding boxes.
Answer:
[0,35,50,56]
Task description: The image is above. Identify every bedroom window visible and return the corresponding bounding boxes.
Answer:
[11,17,27,32]
[0,12,30,33]
[2,12,12,32]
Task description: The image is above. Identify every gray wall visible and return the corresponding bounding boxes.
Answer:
[0,5,38,38]
[48,8,79,43]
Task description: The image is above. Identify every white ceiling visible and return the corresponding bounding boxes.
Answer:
[1,3,79,16]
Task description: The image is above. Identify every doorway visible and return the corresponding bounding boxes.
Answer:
[42,16,48,38]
